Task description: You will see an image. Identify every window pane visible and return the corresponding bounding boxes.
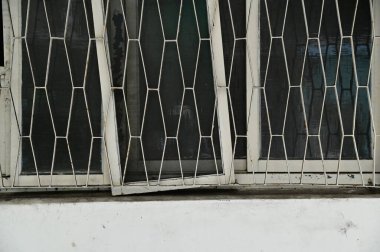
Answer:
[21,0,102,174]
[260,0,372,160]
[106,0,221,182]
[219,0,247,160]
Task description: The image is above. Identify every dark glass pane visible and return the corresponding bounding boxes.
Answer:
[219,0,234,82]
[284,88,307,159]
[45,0,68,37]
[229,97,237,154]
[84,0,95,37]
[302,40,325,135]
[85,42,102,137]
[260,92,271,159]
[269,136,286,160]
[142,91,166,180]
[197,138,218,176]
[260,0,271,87]
[337,0,357,36]
[124,42,146,137]
[105,1,219,182]
[89,138,102,173]
[114,90,130,173]
[106,0,127,87]
[22,1,102,174]
[219,1,247,160]
[21,138,37,174]
[306,137,322,159]
[194,41,215,136]
[124,138,146,183]
[122,0,141,39]
[46,41,72,137]
[261,0,372,160]
[194,0,209,38]
[320,0,341,86]
[22,41,35,135]
[178,0,199,87]
[234,137,247,160]
[178,91,200,166]
[353,0,372,86]
[266,0,287,37]
[161,139,182,179]
[355,88,371,159]
[337,38,356,135]
[25,0,50,87]
[284,0,307,86]
[229,40,247,135]
[159,0,181,40]
[66,0,90,87]
[29,90,55,174]
[140,0,164,89]
[228,0,246,38]
[160,43,183,137]
[213,113,223,174]
[303,0,323,38]
[264,39,288,135]
[68,90,94,173]
[320,88,343,159]
[341,137,356,159]
[21,0,28,36]
[53,139,72,174]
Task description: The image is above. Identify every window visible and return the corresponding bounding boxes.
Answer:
[106,0,224,183]
[243,0,380,186]
[1,0,110,187]
[0,0,379,195]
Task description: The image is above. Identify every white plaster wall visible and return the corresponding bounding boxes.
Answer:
[0,198,379,252]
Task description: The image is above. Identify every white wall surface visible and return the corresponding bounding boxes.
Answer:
[0,197,379,252]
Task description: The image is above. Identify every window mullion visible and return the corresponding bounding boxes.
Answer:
[246,0,260,174]
[373,0,380,186]
[91,0,120,187]
[0,0,10,177]
[8,0,21,187]
[206,0,234,184]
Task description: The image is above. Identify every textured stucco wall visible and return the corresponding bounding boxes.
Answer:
[0,197,379,252]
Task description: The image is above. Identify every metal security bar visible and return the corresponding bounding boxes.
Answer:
[0,0,379,195]
[105,0,234,194]
[0,0,234,194]
[240,0,380,186]
[1,0,111,188]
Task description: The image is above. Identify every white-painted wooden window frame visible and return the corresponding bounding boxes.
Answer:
[1,0,379,194]
[111,0,235,195]
[3,0,113,188]
[0,0,235,194]
[0,0,12,179]
[242,0,380,186]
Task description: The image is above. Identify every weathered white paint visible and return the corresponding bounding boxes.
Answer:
[0,197,379,252]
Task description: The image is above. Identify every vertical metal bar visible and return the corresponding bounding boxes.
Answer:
[206,0,234,184]
[373,0,380,186]
[9,0,22,187]
[247,0,261,176]
[0,0,13,179]
[91,0,121,188]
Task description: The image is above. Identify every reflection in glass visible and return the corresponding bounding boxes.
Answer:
[22,0,102,174]
[261,0,372,160]
[107,0,221,182]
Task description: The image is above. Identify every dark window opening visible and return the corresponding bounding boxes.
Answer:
[260,0,372,160]
[107,0,222,182]
[21,0,102,175]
